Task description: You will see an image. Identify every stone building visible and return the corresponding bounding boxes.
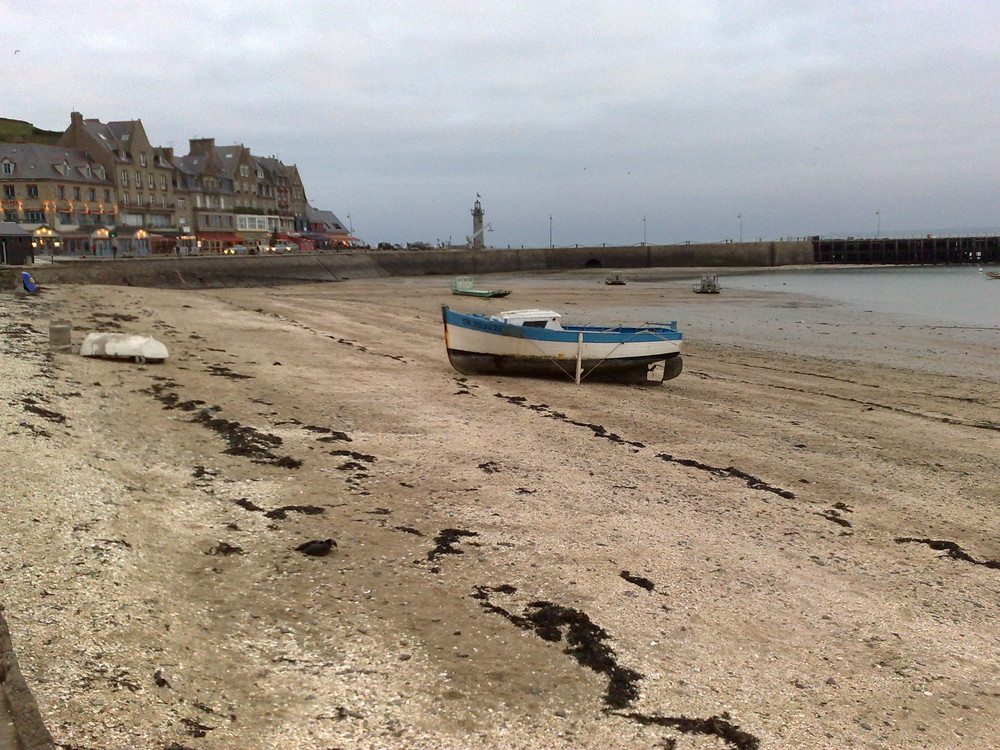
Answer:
[0,142,116,254]
[173,138,240,253]
[58,112,177,254]
[0,111,340,257]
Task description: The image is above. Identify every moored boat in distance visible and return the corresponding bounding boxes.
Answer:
[450,276,512,298]
[979,268,1000,279]
[694,274,721,294]
[442,306,682,385]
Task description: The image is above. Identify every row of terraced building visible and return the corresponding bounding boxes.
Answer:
[0,112,357,258]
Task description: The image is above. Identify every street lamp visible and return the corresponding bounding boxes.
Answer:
[875,210,880,239]
[642,216,646,246]
[738,213,743,243]
[346,214,353,234]
[549,215,553,248]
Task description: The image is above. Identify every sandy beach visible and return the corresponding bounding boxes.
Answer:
[1,271,998,750]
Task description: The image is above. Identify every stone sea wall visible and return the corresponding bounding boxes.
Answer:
[13,240,813,289]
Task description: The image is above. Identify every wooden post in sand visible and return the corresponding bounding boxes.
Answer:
[575,332,584,385]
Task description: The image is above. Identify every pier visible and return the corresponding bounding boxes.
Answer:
[813,235,1000,265]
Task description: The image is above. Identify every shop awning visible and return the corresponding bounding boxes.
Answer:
[196,232,244,243]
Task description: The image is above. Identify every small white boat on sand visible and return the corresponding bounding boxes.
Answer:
[80,333,169,363]
[442,306,682,385]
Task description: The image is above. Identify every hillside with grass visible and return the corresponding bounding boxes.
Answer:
[0,117,63,144]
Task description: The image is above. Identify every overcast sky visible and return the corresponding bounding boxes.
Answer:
[4,1,998,247]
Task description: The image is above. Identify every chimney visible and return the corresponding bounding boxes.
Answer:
[188,137,215,156]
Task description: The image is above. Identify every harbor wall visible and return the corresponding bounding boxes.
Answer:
[10,240,813,289]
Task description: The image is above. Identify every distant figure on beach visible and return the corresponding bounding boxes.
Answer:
[21,271,38,294]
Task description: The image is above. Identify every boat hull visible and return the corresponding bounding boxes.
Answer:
[442,306,682,384]
[452,289,512,298]
[446,348,681,383]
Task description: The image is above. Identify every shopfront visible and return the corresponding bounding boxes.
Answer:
[196,231,244,254]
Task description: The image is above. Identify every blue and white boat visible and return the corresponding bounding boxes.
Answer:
[442,306,683,384]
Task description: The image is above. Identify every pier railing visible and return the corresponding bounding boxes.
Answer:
[813,235,1000,265]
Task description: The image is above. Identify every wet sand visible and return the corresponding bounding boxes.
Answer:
[1,272,998,749]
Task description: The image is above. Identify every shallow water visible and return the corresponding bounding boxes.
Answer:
[719,266,1000,329]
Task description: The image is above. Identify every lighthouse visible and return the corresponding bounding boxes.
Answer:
[470,197,485,250]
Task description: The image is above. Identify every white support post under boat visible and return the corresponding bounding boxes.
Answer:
[575,332,584,385]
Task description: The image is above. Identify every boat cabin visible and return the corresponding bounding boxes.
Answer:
[490,309,564,330]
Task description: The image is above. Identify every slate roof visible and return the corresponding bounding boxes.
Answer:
[0,221,31,236]
[308,206,349,234]
[0,143,113,184]
[214,145,244,177]
[82,118,135,158]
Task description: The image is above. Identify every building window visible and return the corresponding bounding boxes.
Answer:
[135,171,141,187]
[178,198,185,209]
[4,185,15,198]
[160,175,167,191]
[59,212,73,224]
[88,188,95,201]
[25,210,44,222]
[104,189,111,201]
[140,153,147,167]
[27,184,38,197]
[2,161,12,174]
[4,210,17,222]
[74,187,82,200]
[148,173,154,190]
[121,170,129,186]
[122,193,130,205]
[57,185,66,199]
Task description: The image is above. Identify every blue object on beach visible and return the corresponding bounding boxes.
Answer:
[21,271,38,293]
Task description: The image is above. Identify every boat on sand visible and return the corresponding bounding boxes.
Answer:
[693,274,721,294]
[442,306,682,385]
[450,277,511,298]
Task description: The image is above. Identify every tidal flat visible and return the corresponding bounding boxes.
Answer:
[1,273,997,749]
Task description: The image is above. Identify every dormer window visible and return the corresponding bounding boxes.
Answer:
[140,153,147,167]
[2,159,12,175]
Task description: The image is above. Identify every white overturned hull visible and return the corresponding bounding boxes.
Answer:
[80,333,169,363]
